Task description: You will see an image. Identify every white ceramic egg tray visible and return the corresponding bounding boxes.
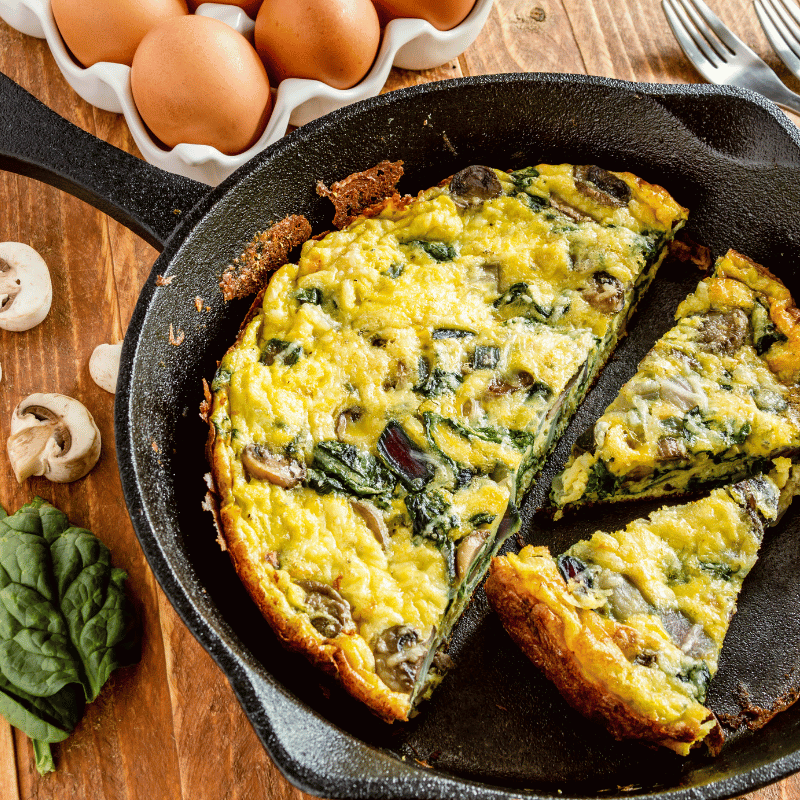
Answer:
[0,0,494,185]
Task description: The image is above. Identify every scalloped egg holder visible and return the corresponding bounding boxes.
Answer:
[0,0,494,184]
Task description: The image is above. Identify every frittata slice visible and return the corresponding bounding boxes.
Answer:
[206,164,687,721]
[551,250,800,512]
[486,459,800,755]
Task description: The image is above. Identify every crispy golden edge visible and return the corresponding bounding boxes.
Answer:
[217,498,410,722]
[316,160,404,229]
[715,249,800,384]
[219,215,313,301]
[203,290,411,723]
[485,555,722,755]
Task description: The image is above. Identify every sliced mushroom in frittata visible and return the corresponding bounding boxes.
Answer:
[551,250,800,513]
[206,163,687,721]
[487,459,800,755]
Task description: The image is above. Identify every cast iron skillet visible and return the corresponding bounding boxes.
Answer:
[3,71,800,800]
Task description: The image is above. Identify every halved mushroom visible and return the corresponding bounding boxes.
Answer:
[449,165,502,207]
[296,579,354,638]
[89,342,123,394]
[659,610,714,659]
[335,407,362,439]
[583,271,625,314]
[659,376,705,412]
[372,624,430,693]
[549,194,591,222]
[656,436,688,461]
[456,529,492,582]
[697,309,749,355]
[7,393,101,483]
[0,242,53,332]
[596,570,650,620]
[574,165,632,207]
[351,499,390,549]
[241,444,305,488]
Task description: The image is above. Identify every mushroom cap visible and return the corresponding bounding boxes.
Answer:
[7,392,102,483]
[89,342,123,394]
[0,242,53,332]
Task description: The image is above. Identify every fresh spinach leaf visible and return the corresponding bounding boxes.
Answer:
[0,498,136,775]
[51,530,137,701]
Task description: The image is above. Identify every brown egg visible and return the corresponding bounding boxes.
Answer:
[371,0,475,30]
[131,15,273,155]
[187,0,263,17]
[51,0,188,67]
[255,0,380,90]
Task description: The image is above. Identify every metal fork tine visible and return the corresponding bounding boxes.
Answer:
[664,0,719,77]
[766,0,800,57]
[775,0,800,29]
[756,0,800,71]
[663,0,800,113]
[666,0,725,69]
[676,0,750,55]
[674,0,734,61]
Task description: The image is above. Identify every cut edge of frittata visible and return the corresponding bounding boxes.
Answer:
[551,250,800,514]
[204,163,687,723]
[486,458,800,756]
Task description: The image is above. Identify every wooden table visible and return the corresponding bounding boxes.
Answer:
[0,1,798,798]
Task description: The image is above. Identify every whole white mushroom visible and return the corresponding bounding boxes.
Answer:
[0,242,53,331]
[7,393,101,483]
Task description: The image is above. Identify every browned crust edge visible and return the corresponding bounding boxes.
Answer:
[316,160,404,229]
[219,214,312,301]
[484,557,722,754]
[201,287,409,722]
[216,500,410,723]
[201,464,411,724]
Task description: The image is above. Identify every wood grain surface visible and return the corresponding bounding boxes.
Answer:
[0,1,798,798]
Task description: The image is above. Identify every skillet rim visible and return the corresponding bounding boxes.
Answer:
[114,72,800,800]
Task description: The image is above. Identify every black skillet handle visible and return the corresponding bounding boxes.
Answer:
[0,71,211,251]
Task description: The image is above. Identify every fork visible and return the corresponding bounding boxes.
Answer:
[663,0,800,114]
[755,0,800,80]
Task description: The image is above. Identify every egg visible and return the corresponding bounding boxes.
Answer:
[187,0,263,18]
[51,0,189,67]
[254,0,380,90]
[370,0,475,30]
[130,15,272,155]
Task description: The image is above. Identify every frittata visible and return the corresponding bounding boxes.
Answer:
[551,250,800,512]
[486,459,800,755]
[206,163,686,721]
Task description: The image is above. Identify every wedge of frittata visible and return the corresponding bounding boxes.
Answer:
[206,163,686,721]
[487,459,800,755]
[551,250,800,513]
